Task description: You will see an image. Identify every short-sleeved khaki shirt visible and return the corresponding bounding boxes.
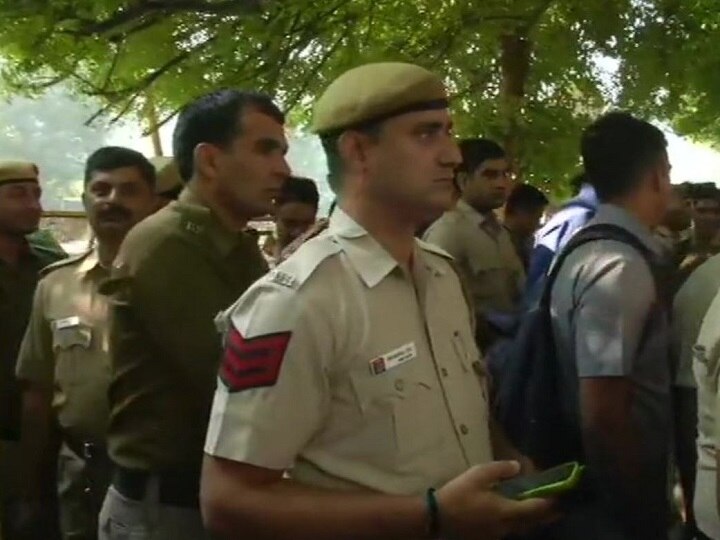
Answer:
[16,249,110,441]
[672,253,720,389]
[205,209,493,495]
[423,200,525,315]
[691,283,720,537]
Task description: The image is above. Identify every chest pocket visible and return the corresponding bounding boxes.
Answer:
[350,362,444,463]
[52,321,94,387]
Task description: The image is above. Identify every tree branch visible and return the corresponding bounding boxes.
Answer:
[84,33,217,125]
[522,0,556,33]
[61,0,263,37]
[282,28,350,111]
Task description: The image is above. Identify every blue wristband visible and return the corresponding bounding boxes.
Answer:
[425,487,441,539]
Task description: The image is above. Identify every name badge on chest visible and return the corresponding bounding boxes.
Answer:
[369,342,417,375]
[52,316,81,331]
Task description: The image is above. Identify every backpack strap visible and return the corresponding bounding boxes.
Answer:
[540,223,664,309]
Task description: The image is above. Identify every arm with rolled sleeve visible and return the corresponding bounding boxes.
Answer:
[16,280,57,500]
[573,250,660,535]
[16,279,54,388]
[204,281,331,470]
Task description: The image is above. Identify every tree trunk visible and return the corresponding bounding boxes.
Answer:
[499,31,531,183]
[144,95,163,157]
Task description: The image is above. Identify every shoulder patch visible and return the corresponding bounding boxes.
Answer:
[416,238,453,260]
[270,235,342,289]
[219,327,292,392]
[39,249,92,277]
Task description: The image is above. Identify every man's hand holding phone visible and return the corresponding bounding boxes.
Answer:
[435,461,564,539]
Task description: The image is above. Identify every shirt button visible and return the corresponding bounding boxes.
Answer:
[394,379,405,392]
[460,424,469,435]
[440,368,449,378]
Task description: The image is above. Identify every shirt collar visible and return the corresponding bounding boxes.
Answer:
[455,199,488,226]
[577,183,599,206]
[176,187,250,257]
[592,203,664,256]
[75,248,107,279]
[329,209,398,287]
[329,208,445,288]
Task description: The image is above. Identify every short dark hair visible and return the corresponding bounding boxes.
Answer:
[320,123,382,194]
[458,138,505,174]
[581,112,667,201]
[84,146,155,187]
[172,89,285,183]
[506,184,549,215]
[277,176,319,208]
[320,134,343,194]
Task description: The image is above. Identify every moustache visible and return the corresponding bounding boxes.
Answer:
[97,205,132,221]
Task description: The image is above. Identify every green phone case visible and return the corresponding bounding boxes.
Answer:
[497,461,585,500]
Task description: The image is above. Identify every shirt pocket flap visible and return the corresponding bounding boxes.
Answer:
[350,365,433,415]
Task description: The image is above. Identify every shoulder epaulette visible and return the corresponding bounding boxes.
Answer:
[416,238,453,260]
[267,235,342,290]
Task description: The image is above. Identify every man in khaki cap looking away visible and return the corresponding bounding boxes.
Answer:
[150,156,183,207]
[201,62,555,540]
[0,160,66,539]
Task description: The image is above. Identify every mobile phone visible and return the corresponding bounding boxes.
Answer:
[495,461,585,500]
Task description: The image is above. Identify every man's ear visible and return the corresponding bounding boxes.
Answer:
[193,143,221,181]
[456,171,470,193]
[81,191,91,212]
[337,130,380,175]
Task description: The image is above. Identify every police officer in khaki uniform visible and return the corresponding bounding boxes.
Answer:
[423,139,525,348]
[262,177,320,267]
[149,156,183,207]
[201,62,555,540]
[16,147,159,540]
[0,160,66,539]
[672,252,720,540]
[98,90,288,540]
[689,267,720,540]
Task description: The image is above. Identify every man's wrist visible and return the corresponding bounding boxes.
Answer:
[425,488,441,539]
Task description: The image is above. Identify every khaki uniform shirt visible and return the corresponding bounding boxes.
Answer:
[102,188,268,471]
[0,235,65,439]
[16,249,111,441]
[423,199,525,315]
[691,280,720,537]
[672,253,720,389]
[205,209,493,496]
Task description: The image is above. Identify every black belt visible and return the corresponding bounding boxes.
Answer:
[111,464,200,509]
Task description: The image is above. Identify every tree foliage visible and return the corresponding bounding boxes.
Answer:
[0,0,712,194]
[0,88,114,210]
[616,0,720,145]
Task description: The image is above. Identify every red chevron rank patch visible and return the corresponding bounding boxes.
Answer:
[220,328,292,392]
